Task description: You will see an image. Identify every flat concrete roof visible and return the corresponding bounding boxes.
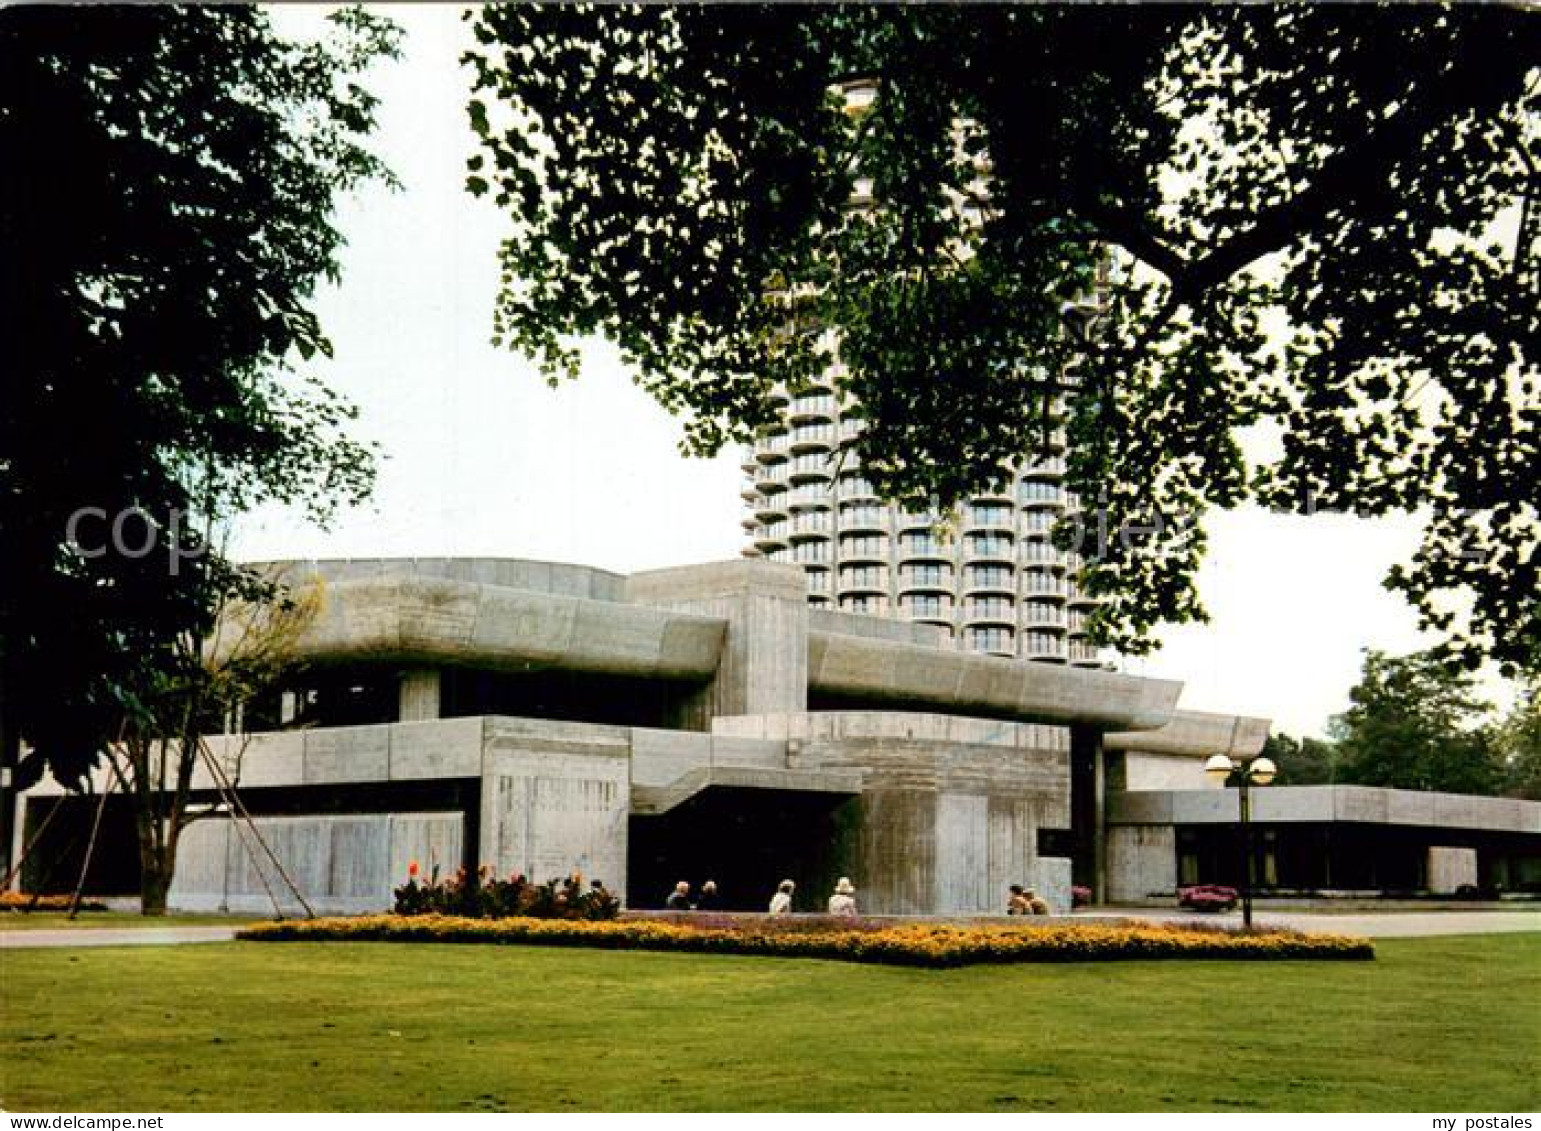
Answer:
[806,630,1182,731]
[1107,710,1271,758]
[1111,785,1541,834]
[242,555,1263,740]
[271,574,728,681]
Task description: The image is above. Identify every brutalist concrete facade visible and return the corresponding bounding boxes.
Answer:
[1108,785,1541,899]
[13,556,1264,915]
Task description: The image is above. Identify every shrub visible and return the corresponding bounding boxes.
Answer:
[240,915,1374,966]
[392,866,619,921]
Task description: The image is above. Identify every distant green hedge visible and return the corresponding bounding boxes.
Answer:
[240,914,1375,966]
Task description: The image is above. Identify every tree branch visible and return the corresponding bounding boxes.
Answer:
[1168,45,1532,302]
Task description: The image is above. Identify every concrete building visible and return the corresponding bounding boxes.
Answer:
[1108,785,1541,901]
[11,555,1251,915]
[13,555,1538,915]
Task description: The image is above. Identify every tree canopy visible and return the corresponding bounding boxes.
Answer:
[0,6,398,805]
[1327,649,1505,795]
[1266,651,1539,797]
[464,3,1540,671]
[1258,731,1340,787]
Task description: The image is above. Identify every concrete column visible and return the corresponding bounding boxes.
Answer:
[397,669,441,722]
[1070,724,1107,903]
[1427,845,1478,893]
[624,561,808,724]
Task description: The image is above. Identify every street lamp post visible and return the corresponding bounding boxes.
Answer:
[1203,753,1277,929]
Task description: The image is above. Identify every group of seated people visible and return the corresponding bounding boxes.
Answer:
[1006,884,1051,915]
[662,877,860,916]
[663,878,1055,916]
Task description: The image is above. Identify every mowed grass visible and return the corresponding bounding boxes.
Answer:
[2,934,1538,1112]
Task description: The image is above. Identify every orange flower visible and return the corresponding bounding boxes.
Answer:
[408,860,419,878]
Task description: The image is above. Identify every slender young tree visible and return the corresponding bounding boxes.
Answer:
[109,572,321,915]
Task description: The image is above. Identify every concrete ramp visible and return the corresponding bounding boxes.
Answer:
[631,765,863,816]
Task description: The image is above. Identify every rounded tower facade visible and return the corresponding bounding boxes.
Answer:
[741,370,1104,668]
[743,77,1105,667]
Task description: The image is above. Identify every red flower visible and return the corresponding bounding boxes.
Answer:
[408,860,420,878]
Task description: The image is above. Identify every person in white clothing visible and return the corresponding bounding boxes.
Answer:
[827,876,858,916]
[768,878,795,914]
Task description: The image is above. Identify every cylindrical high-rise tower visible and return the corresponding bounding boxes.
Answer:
[742,78,1105,667]
[741,366,1103,667]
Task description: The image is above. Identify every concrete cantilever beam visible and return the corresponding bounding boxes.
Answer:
[1105,710,1272,759]
[806,630,1183,732]
[278,575,728,680]
[630,765,865,816]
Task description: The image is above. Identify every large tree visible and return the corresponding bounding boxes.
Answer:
[1329,649,1506,795]
[464,4,1539,672]
[1491,676,1541,799]
[0,7,397,894]
[1258,731,1340,787]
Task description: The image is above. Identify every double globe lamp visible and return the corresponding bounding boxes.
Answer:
[1203,753,1278,928]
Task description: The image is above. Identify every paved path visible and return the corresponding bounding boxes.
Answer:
[0,925,239,949]
[1084,908,1541,938]
[2,911,1536,948]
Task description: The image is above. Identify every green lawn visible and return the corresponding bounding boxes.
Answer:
[2,934,1537,1112]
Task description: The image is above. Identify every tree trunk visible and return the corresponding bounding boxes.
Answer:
[0,661,19,882]
[134,790,176,916]
[140,852,172,916]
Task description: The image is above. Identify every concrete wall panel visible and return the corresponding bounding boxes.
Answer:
[304,726,390,784]
[1035,856,1073,915]
[987,796,1038,912]
[397,669,441,722]
[170,812,461,914]
[854,790,936,916]
[1123,752,1207,791]
[629,729,714,789]
[1171,791,1239,824]
[1428,846,1478,893]
[389,813,464,886]
[626,561,809,718]
[1108,826,1177,902]
[168,820,230,902]
[389,717,484,780]
[481,721,630,891]
[935,792,990,914]
[808,632,1182,731]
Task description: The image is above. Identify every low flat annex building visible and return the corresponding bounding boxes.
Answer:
[13,556,1541,913]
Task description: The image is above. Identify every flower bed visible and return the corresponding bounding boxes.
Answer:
[238,914,1374,966]
[394,867,619,921]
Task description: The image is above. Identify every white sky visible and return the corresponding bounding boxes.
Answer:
[237,5,1459,739]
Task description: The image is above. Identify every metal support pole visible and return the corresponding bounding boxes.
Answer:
[1239,776,1254,929]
